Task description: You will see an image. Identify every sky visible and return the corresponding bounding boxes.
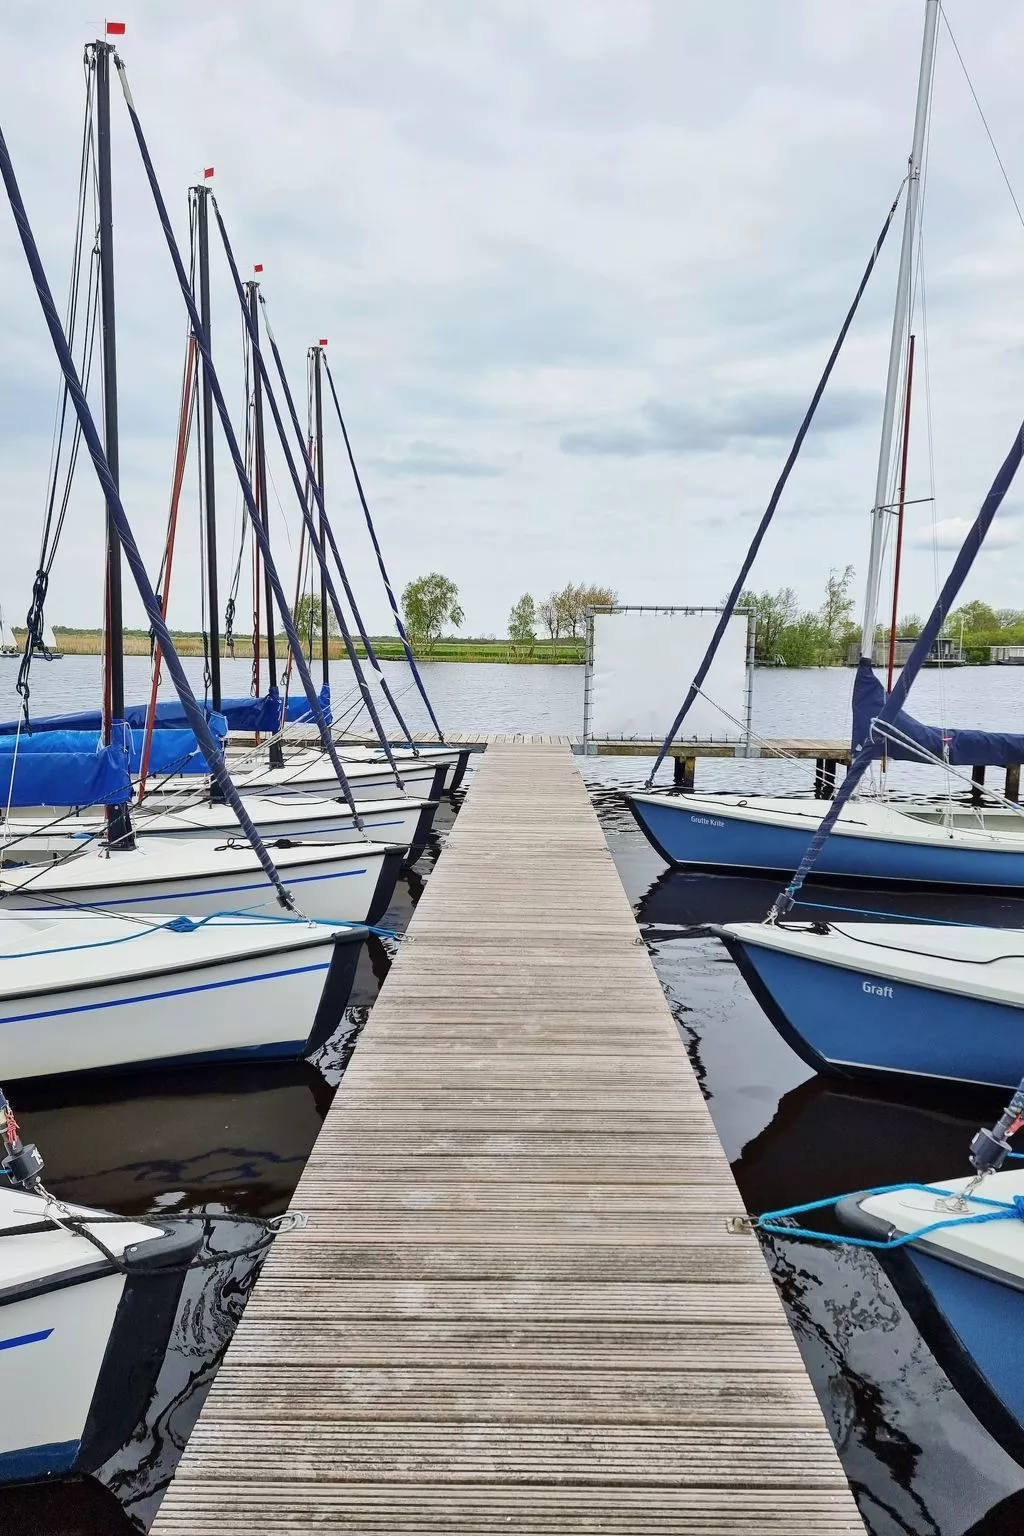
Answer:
[3,1,1024,638]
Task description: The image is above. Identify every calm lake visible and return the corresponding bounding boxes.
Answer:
[5,657,1024,1534]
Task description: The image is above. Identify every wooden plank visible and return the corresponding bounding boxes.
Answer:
[152,743,861,1534]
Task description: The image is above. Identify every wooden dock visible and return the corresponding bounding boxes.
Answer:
[152,743,864,1534]
[276,727,852,762]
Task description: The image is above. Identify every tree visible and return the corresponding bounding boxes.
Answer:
[537,594,561,643]
[899,612,923,638]
[776,613,828,668]
[294,594,338,658]
[820,564,855,643]
[948,599,999,637]
[507,594,537,658]
[554,582,617,641]
[401,572,464,654]
[737,587,799,663]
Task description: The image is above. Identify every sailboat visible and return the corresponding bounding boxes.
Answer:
[0,609,17,658]
[628,0,1024,891]
[4,790,437,866]
[0,34,395,1072]
[0,1087,201,1483]
[0,910,366,1080]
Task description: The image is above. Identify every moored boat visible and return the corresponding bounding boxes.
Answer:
[5,792,437,868]
[838,1168,1024,1469]
[0,909,367,1080]
[715,919,1024,1090]
[0,1183,200,1482]
[0,837,403,925]
[631,791,1024,890]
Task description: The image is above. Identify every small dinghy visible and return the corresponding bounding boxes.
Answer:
[715,918,1024,1090]
[0,910,367,1080]
[0,1094,200,1482]
[6,792,437,868]
[0,836,404,925]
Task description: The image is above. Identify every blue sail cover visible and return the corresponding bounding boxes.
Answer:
[0,696,273,733]
[852,658,1024,766]
[0,715,230,806]
[0,720,131,806]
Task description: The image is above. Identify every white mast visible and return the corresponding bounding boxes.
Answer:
[859,0,940,659]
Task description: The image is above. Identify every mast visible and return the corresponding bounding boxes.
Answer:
[886,334,916,694]
[859,0,939,656]
[312,343,329,689]
[192,177,222,711]
[94,37,134,851]
[247,274,284,769]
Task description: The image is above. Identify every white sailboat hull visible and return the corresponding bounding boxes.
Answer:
[0,1189,199,1482]
[0,912,366,1080]
[158,758,445,804]
[0,838,403,925]
[5,795,435,866]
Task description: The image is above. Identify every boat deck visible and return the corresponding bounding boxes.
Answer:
[150,742,863,1534]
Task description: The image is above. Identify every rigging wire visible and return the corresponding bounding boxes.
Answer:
[18,55,102,725]
[941,5,1024,235]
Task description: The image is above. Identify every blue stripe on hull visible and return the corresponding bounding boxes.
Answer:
[631,797,1024,889]
[0,961,330,1027]
[0,1438,80,1482]
[24,863,369,911]
[736,939,1024,1089]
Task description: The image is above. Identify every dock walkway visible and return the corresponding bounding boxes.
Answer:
[152,742,863,1534]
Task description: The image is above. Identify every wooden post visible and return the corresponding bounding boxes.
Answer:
[673,754,696,792]
[971,764,986,807]
[814,758,837,800]
[1006,763,1020,804]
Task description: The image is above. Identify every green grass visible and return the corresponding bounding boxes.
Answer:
[45,629,586,665]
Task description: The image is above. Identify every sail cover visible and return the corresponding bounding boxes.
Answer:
[0,715,230,807]
[0,722,132,806]
[852,658,1024,766]
[0,698,268,734]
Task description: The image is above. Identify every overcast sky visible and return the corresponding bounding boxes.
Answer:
[3,0,1024,637]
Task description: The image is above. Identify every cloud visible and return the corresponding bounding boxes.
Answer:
[910,516,1021,554]
[561,387,877,457]
[377,441,504,477]
[4,1,1024,636]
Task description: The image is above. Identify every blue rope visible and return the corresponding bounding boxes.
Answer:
[755,1181,1024,1250]
[0,909,391,961]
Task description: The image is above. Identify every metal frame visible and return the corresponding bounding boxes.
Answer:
[582,604,755,753]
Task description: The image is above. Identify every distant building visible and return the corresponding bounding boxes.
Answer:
[991,645,1024,665]
[847,636,967,667]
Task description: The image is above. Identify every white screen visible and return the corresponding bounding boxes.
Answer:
[588,609,750,742]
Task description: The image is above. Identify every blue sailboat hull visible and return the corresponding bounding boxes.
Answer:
[839,1199,1024,1468]
[630,794,1024,890]
[718,930,1024,1090]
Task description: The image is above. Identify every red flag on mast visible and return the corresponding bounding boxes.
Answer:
[318,339,328,347]
[203,167,215,180]
[253,264,264,274]
[106,21,126,34]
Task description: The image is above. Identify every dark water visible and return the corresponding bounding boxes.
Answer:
[7,659,1024,1533]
